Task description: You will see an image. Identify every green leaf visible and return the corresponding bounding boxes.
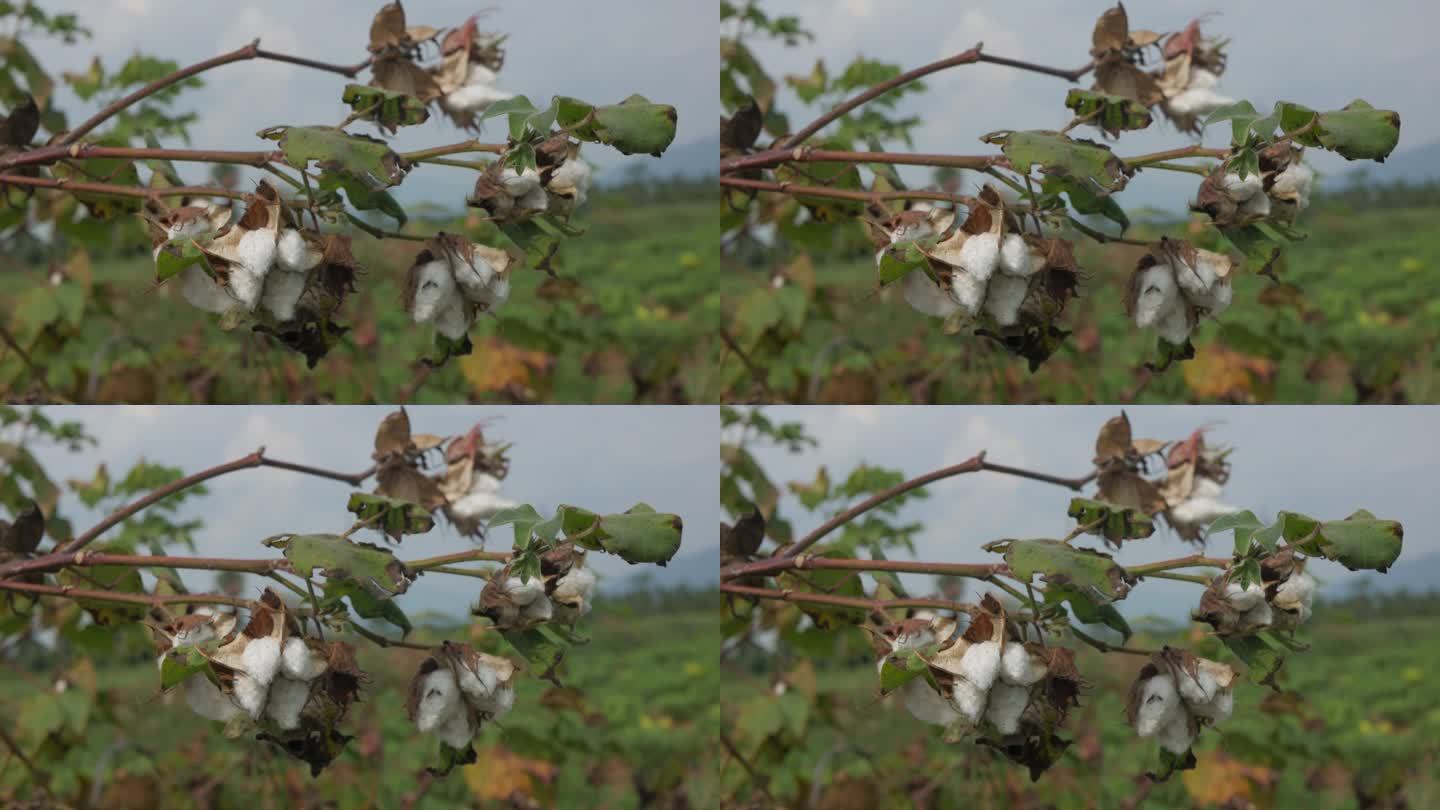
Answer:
[1207,510,1263,554]
[1203,100,1261,144]
[345,492,435,540]
[556,94,678,156]
[1042,175,1130,231]
[878,653,926,695]
[340,83,429,129]
[324,579,411,635]
[1047,584,1131,640]
[991,130,1128,193]
[501,623,577,679]
[1311,100,1401,162]
[260,125,407,190]
[557,503,683,565]
[265,533,411,595]
[877,247,929,285]
[1002,539,1129,604]
[1290,510,1403,572]
[160,646,214,691]
[488,504,545,551]
[58,562,146,624]
[1066,497,1155,543]
[1063,89,1152,134]
[317,169,407,227]
[1222,633,1286,684]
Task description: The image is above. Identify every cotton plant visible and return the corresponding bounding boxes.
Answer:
[1196,548,1319,635]
[466,136,597,225]
[473,543,599,631]
[1197,143,1317,227]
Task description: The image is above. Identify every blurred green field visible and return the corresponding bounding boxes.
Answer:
[0,599,720,809]
[720,201,1440,404]
[1,187,720,404]
[721,609,1440,809]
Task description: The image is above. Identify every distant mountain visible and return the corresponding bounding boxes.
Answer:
[1344,139,1440,186]
[596,134,718,184]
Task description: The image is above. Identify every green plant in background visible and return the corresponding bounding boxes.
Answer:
[719,1,1409,402]
[0,2,682,401]
[0,407,688,806]
[720,409,1410,805]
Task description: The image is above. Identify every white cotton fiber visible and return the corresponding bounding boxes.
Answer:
[984,272,1030,327]
[1166,87,1234,118]
[228,265,269,312]
[443,66,512,116]
[958,640,1001,692]
[451,251,498,301]
[449,490,518,522]
[281,637,327,682]
[233,672,269,720]
[1156,712,1195,754]
[1272,163,1314,201]
[1240,600,1273,631]
[949,268,987,316]
[242,636,282,686]
[1192,688,1234,724]
[415,668,462,733]
[1135,672,1180,737]
[432,296,472,340]
[521,594,554,624]
[554,568,598,610]
[902,679,962,726]
[1239,193,1271,218]
[1221,173,1262,201]
[1175,666,1219,705]
[505,577,546,606]
[482,682,515,719]
[902,271,961,319]
[949,678,987,724]
[1189,277,1233,316]
[1174,257,1218,299]
[265,676,311,730]
[1134,265,1179,329]
[260,268,307,322]
[276,229,322,273]
[1191,477,1225,500]
[178,266,240,314]
[956,232,1000,284]
[185,675,242,723]
[437,709,474,748]
[500,168,541,198]
[1000,644,1048,687]
[1225,582,1266,612]
[174,622,217,649]
[548,158,592,208]
[1170,496,1239,525]
[1155,300,1193,346]
[985,683,1031,735]
[1188,69,1220,91]
[412,260,457,323]
[998,234,1036,277]
[458,662,502,706]
[516,185,549,215]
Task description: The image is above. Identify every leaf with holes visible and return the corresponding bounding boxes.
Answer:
[345,492,434,541]
[340,83,429,130]
[1067,497,1155,544]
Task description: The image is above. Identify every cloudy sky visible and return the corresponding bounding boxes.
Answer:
[24,0,716,203]
[737,406,1440,621]
[12,405,718,619]
[739,0,1432,210]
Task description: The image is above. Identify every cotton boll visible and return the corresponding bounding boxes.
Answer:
[233,673,269,720]
[548,158,592,208]
[1191,477,1224,500]
[276,229,322,273]
[1156,712,1195,755]
[1272,163,1314,201]
[478,682,515,719]
[457,663,501,706]
[281,637,327,682]
[500,168,541,198]
[902,678,962,726]
[1220,173,1262,201]
[1239,600,1273,632]
[1189,278,1233,316]
[516,184,548,215]
[228,265,269,311]
[902,270,961,319]
[443,66,512,116]
[265,676,311,730]
[242,636,282,686]
[985,683,1031,735]
[1188,69,1220,91]
[505,577,546,606]
[554,568,598,617]
[521,594,554,624]
[998,234,1036,277]
[174,622,217,649]
[1174,255,1220,299]
[1169,496,1239,525]
[260,268,307,322]
[957,232,1000,284]
[1166,87,1235,118]
[1225,582,1266,612]
[1155,300,1193,346]
[949,268,986,316]
[958,640,1001,692]
[1275,572,1316,613]
[984,272,1030,327]
[432,296,472,341]
[1239,193,1271,218]
[1000,644,1048,687]
[1135,673,1181,737]
[185,675,242,722]
[1134,265,1179,329]
[436,709,474,749]
[948,678,987,724]
[887,220,933,247]
[1192,688,1234,724]
[449,490,517,522]
[415,668,462,733]
[1175,667,1218,705]
[451,251,499,301]
[178,266,241,314]
[412,260,457,323]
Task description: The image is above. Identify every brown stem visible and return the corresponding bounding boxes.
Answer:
[0,552,291,580]
[976,53,1095,82]
[780,453,1096,559]
[1125,554,1231,577]
[0,579,253,610]
[405,549,513,570]
[399,140,507,162]
[258,457,375,486]
[0,173,249,201]
[344,212,429,242]
[722,582,971,614]
[254,49,371,79]
[0,145,275,172]
[722,146,1003,175]
[1069,625,1156,657]
[1065,216,1153,247]
[721,175,970,207]
[1123,144,1228,166]
[724,555,1006,583]
[348,621,430,650]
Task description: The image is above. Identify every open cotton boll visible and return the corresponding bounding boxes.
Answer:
[451,252,499,301]
[415,668,462,733]
[443,65,513,116]
[985,683,1031,735]
[1239,192,1271,218]
[1166,87,1235,118]
[260,269,308,322]
[457,663,501,706]
[1156,712,1195,754]
[179,266,241,314]
[185,675,243,722]
[554,568,598,615]
[265,676,311,730]
[902,678,962,726]
[958,640,1001,692]
[1272,163,1314,201]
[228,265,270,312]
[505,577,546,606]
[432,296,473,341]
[233,673,269,720]
[1240,599,1273,631]
[949,678,987,724]
[1191,477,1224,500]
[276,229,323,273]
[242,636,282,686]
[281,637,327,682]
[997,234,1036,277]
[412,260,458,323]
[1188,69,1220,91]
[548,158,592,209]
[902,270,961,319]
[500,168,541,198]
[1175,667,1219,705]
[1134,265,1179,329]
[984,273,1030,327]
[1226,581,1266,612]
[957,232,1000,283]
[1155,300,1193,346]
[1220,173,1262,201]
[516,184,549,215]
[174,622,217,649]
[1000,644,1048,687]
[1174,254,1221,298]
[449,489,517,522]
[436,709,474,749]
[1170,496,1239,525]
[521,594,554,623]
[1275,572,1316,612]
[1190,278,1233,315]
[950,268,987,316]
[1135,672,1181,737]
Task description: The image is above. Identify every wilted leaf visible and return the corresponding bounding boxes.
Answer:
[0,501,44,553]
[340,83,429,130]
[992,130,1128,193]
[1067,497,1155,545]
[266,534,411,595]
[260,126,407,190]
[1003,539,1131,603]
[1064,89,1152,135]
[345,492,435,541]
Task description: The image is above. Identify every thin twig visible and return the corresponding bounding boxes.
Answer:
[404,549,512,570]
[1070,625,1156,657]
[1125,553,1231,577]
[0,579,253,610]
[0,173,248,201]
[344,212,428,242]
[722,146,1003,175]
[399,140,507,162]
[721,582,972,615]
[348,621,430,650]
[724,555,1005,582]
[719,731,778,806]
[721,175,972,207]
[0,145,274,172]
[1065,215,1153,247]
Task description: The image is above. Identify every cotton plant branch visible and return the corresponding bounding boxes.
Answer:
[0,579,254,610]
[721,582,974,615]
[0,173,251,202]
[722,176,975,207]
[0,145,277,172]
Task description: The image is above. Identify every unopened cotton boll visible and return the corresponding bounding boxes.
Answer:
[276,229,322,273]
[1225,582,1266,612]
[436,709,474,749]
[1220,173,1262,202]
[902,270,961,318]
[1135,673,1181,737]
[179,266,240,314]
[1156,712,1195,754]
[1155,300,1193,346]
[957,232,1000,284]
[984,273,1029,327]
[233,672,269,720]
[949,678,987,724]
[242,636,282,686]
[260,269,307,322]
[265,676,311,730]
[281,637,327,682]
[412,260,458,324]
[985,683,1031,735]
[902,678,963,726]
[1134,265,1179,329]
[1000,644,1048,687]
[415,668,462,733]
[185,675,242,722]
[958,640,1001,692]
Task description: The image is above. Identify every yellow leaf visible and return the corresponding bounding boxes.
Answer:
[463,744,558,804]
[1182,750,1273,807]
[458,337,552,399]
